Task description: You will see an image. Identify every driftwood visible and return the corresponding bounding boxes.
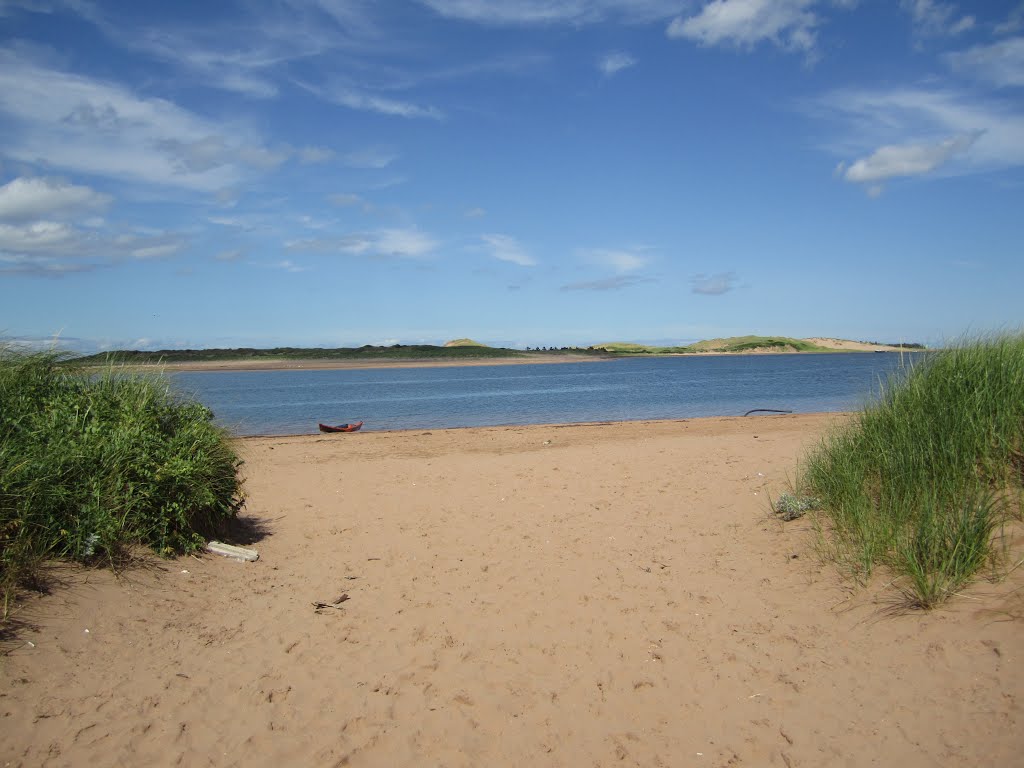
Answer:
[313,594,350,613]
[205,541,259,562]
[743,409,794,416]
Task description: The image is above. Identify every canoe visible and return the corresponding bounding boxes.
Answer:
[318,421,364,433]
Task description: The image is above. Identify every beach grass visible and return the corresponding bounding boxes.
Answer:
[0,347,244,615]
[793,333,1024,607]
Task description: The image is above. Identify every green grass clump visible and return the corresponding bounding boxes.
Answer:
[796,333,1024,607]
[0,348,244,607]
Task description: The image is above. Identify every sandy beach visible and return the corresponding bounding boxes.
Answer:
[117,354,605,373]
[2,414,1021,767]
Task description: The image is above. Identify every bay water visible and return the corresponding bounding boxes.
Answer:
[170,352,923,436]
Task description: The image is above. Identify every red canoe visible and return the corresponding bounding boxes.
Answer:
[318,421,364,433]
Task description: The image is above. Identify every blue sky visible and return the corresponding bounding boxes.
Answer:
[1,0,1022,351]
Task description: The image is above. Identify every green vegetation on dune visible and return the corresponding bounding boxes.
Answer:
[686,335,830,353]
[594,336,832,355]
[788,333,1024,607]
[75,344,529,365]
[443,338,489,347]
[593,342,687,354]
[0,349,244,613]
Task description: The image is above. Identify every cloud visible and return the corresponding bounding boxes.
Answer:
[900,0,974,39]
[329,192,364,207]
[816,86,1024,184]
[417,1,686,25]
[667,0,819,54]
[375,228,438,258]
[599,51,636,75]
[298,146,335,164]
[0,47,284,192]
[0,176,111,221]
[691,272,737,295]
[0,255,97,276]
[561,274,651,291]
[342,147,399,169]
[302,81,444,120]
[580,247,649,272]
[841,134,977,184]
[0,219,186,275]
[995,4,1024,35]
[215,249,244,261]
[286,228,438,259]
[464,206,487,218]
[481,234,536,266]
[947,37,1024,88]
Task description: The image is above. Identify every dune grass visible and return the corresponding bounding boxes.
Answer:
[0,348,244,614]
[793,333,1024,607]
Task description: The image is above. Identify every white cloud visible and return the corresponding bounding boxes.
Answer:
[842,134,976,183]
[0,176,111,221]
[464,206,487,218]
[817,86,1024,185]
[901,0,974,39]
[599,51,636,75]
[417,0,686,25]
[561,274,650,291]
[215,249,244,261]
[375,228,438,258]
[580,247,649,272]
[298,146,335,164]
[691,272,737,295]
[667,0,819,54]
[329,192,364,207]
[0,219,186,274]
[947,37,1024,88]
[481,234,536,266]
[342,147,399,169]
[304,81,444,120]
[0,220,79,253]
[286,228,438,259]
[995,4,1024,35]
[0,48,284,192]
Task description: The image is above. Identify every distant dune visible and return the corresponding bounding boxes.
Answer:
[443,338,488,347]
[803,338,912,352]
[594,335,921,355]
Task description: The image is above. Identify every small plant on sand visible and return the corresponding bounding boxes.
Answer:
[793,333,1024,607]
[0,347,244,614]
[772,492,820,521]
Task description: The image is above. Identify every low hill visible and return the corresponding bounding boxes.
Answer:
[594,337,829,354]
[687,336,830,353]
[444,338,488,347]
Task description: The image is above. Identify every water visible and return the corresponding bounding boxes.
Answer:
[169,352,923,436]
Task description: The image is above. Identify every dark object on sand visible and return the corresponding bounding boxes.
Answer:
[743,409,794,416]
[318,421,364,433]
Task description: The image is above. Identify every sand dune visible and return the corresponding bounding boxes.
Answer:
[2,415,1021,766]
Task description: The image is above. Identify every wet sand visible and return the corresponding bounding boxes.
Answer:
[2,414,1021,767]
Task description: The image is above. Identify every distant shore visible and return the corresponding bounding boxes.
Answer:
[119,346,912,373]
[122,353,602,372]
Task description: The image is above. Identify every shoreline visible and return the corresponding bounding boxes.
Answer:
[235,412,840,440]
[113,348,911,373]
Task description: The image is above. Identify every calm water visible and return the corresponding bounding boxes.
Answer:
[170,353,923,436]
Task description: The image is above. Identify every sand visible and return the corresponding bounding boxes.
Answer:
[2,414,1022,767]
[802,338,911,352]
[118,354,604,373]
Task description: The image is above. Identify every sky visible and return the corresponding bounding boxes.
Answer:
[1,0,1022,351]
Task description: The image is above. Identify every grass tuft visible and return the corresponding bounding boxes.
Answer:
[0,347,244,614]
[794,332,1024,606]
